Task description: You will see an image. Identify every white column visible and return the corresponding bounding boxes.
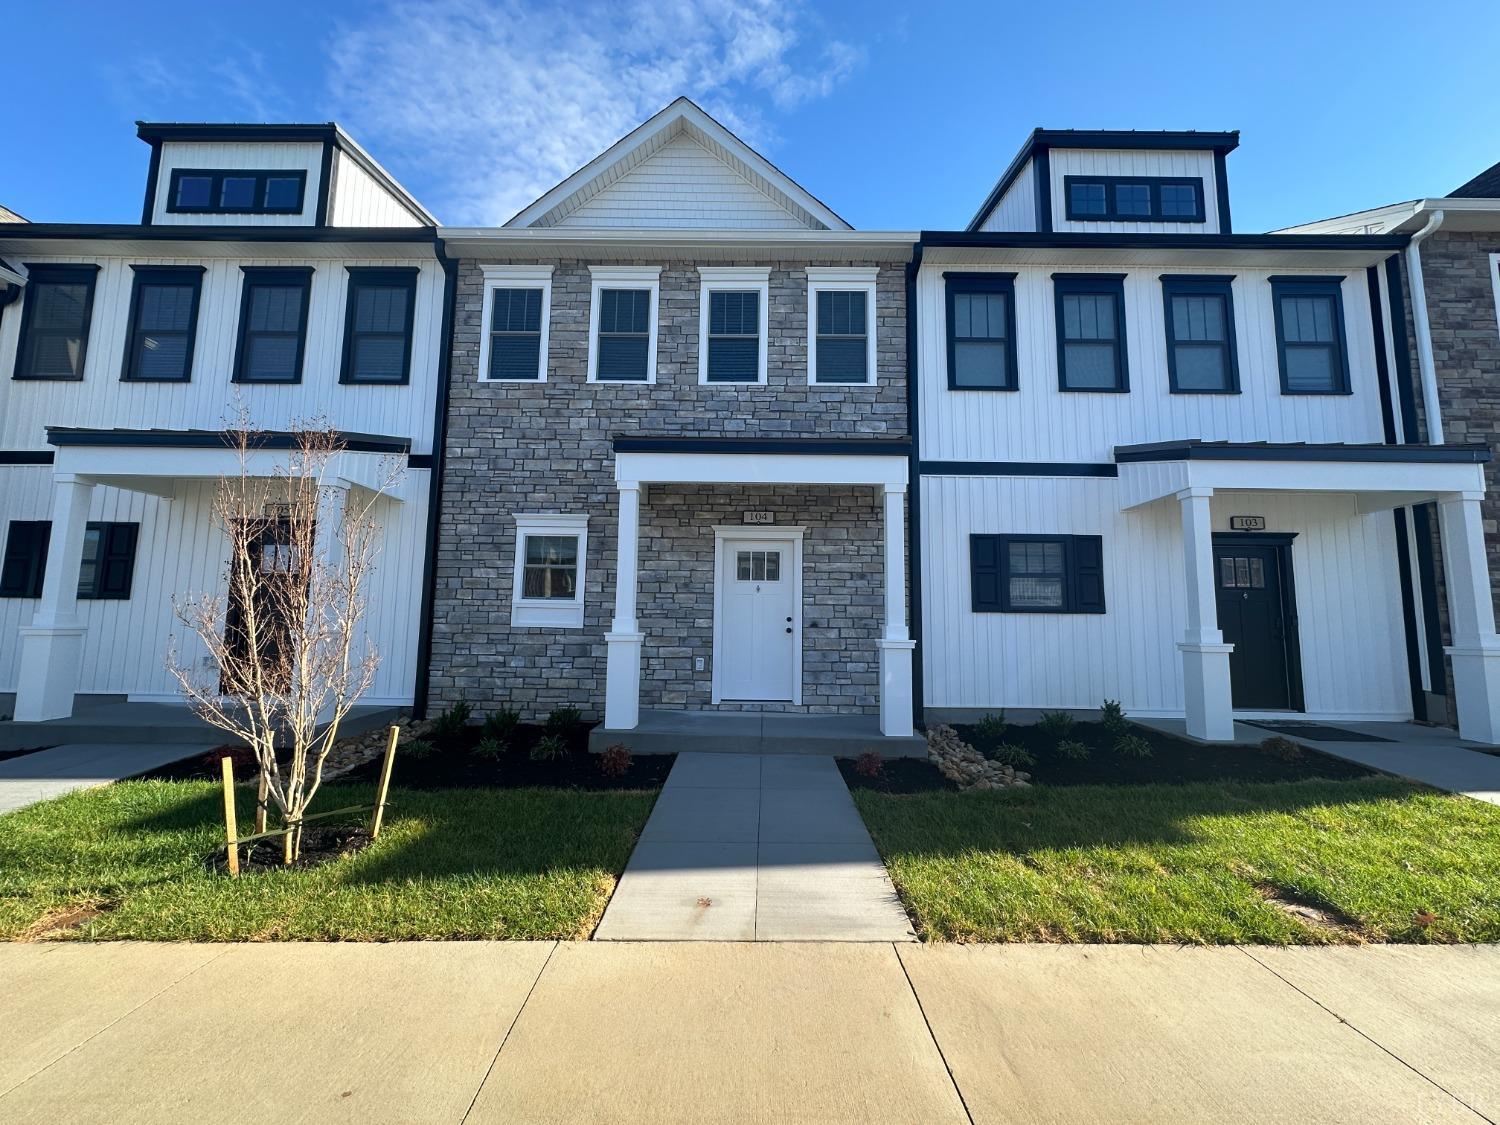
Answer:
[312,482,351,727]
[604,481,643,730]
[877,483,916,737]
[15,474,95,722]
[1438,492,1500,743]
[1176,487,1235,741]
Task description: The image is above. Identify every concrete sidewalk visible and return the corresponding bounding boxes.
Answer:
[0,743,217,815]
[1,941,1495,1124]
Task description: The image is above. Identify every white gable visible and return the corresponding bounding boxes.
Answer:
[507,98,849,231]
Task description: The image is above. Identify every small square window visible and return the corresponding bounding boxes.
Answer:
[220,177,257,209]
[522,535,578,600]
[174,176,213,209]
[1069,182,1107,216]
[1160,183,1199,217]
[1114,183,1151,217]
[511,513,587,628]
[264,177,302,210]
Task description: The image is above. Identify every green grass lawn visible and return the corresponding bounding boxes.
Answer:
[0,780,657,941]
[853,778,1500,944]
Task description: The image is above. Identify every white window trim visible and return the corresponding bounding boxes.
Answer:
[711,525,805,705]
[587,265,660,384]
[478,264,553,383]
[806,266,879,387]
[697,266,770,386]
[511,513,588,629]
[1489,253,1500,353]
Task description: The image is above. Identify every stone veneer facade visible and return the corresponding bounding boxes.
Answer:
[430,257,908,720]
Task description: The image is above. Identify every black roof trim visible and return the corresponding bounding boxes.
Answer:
[925,230,1410,251]
[0,223,437,245]
[967,128,1241,231]
[920,459,1117,478]
[46,427,411,454]
[612,436,912,456]
[1113,440,1490,464]
[0,450,54,465]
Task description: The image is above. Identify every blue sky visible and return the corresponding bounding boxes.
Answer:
[6,0,1499,231]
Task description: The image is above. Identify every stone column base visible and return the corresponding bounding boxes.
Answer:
[878,639,917,738]
[1178,640,1235,742]
[14,623,87,722]
[604,631,644,731]
[1445,642,1500,745]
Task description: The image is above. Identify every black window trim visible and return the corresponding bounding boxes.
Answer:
[1063,176,1207,223]
[77,521,140,600]
[232,266,314,385]
[338,266,419,386]
[121,265,206,383]
[1053,273,1129,393]
[13,263,101,382]
[1160,274,1240,395]
[970,532,1106,614]
[165,168,308,216]
[1269,274,1352,396]
[944,271,1019,392]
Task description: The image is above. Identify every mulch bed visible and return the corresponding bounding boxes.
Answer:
[134,744,257,782]
[838,757,957,794]
[208,825,374,875]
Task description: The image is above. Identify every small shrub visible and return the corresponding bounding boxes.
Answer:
[971,712,1007,745]
[530,733,568,761]
[482,707,521,742]
[431,698,473,741]
[1259,735,1304,762]
[1037,710,1075,738]
[987,742,1035,769]
[475,737,508,760]
[402,738,435,759]
[1113,733,1153,759]
[853,751,885,778]
[1055,738,1090,761]
[598,744,632,778]
[545,706,584,734]
[1100,698,1129,735]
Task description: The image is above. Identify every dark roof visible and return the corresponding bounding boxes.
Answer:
[922,231,1408,251]
[1113,440,1490,464]
[46,428,411,454]
[612,436,911,456]
[0,223,435,244]
[1449,159,1500,199]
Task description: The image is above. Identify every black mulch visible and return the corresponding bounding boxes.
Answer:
[134,744,255,782]
[838,757,957,794]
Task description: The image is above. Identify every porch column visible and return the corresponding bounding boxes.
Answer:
[877,483,916,737]
[604,482,643,730]
[1176,487,1235,741]
[1437,492,1500,743]
[15,474,95,722]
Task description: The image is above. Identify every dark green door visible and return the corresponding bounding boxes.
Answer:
[1213,543,1298,710]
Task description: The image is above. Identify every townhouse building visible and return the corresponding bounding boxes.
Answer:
[0,123,445,722]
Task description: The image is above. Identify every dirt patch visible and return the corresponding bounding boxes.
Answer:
[209,825,375,875]
[1259,885,1364,935]
[19,901,116,940]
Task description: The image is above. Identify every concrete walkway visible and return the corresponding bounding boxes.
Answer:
[1,941,1495,1123]
[0,743,217,815]
[594,751,915,941]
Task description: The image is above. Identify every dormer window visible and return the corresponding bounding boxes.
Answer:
[1064,176,1204,223]
[167,169,307,216]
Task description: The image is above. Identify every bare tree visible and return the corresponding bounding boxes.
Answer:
[169,417,402,863]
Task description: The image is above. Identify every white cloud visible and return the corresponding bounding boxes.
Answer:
[326,0,864,224]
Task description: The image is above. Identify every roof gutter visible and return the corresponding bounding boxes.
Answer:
[1404,207,1446,442]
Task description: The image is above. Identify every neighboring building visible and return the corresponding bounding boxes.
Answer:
[1283,165,1500,732]
[0,123,444,721]
[0,205,26,224]
[428,99,920,738]
[915,131,1500,744]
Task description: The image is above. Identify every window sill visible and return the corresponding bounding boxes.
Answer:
[512,600,585,629]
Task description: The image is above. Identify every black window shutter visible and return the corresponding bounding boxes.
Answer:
[970,534,1002,612]
[1070,535,1106,613]
[1,521,51,598]
[98,523,139,599]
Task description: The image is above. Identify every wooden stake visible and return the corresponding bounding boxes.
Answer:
[220,756,240,879]
[370,725,400,839]
[254,768,268,836]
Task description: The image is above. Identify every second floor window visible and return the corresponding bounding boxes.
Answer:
[1161,275,1239,394]
[812,290,869,384]
[234,268,313,384]
[122,266,204,382]
[945,272,1017,390]
[1054,274,1128,392]
[1271,276,1350,395]
[14,264,99,381]
[1063,176,1205,223]
[698,267,769,385]
[340,268,418,385]
[596,289,651,382]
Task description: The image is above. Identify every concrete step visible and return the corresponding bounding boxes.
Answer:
[588,709,928,758]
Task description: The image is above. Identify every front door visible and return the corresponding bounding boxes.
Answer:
[222,520,304,695]
[1213,540,1300,711]
[718,538,797,701]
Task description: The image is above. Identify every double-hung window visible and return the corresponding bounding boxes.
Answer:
[479,265,552,382]
[588,266,659,383]
[698,267,769,384]
[167,169,306,216]
[1063,176,1205,223]
[807,267,877,386]
[233,267,313,384]
[340,267,418,385]
[14,264,99,381]
[122,266,204,382]
[1271,276,1350,394]
[0,519,139,599]
[1054,274,1128,391]
[511,513,588,628]
[1161,275,1239,394]
[944,272,1017,390]
[970,533,1105,614]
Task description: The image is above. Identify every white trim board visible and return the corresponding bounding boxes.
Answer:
[711,525,805,705]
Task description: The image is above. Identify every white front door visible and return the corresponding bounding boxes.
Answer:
[718,538,797,701]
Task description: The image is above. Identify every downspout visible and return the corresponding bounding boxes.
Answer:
[1406,208,1446,442]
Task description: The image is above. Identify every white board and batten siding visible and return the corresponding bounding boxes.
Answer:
[0,254,444,452]
[916,263,1385,463]
[976,160,1036,232]
[329,151,425,227]
[150,141,325,226]
[920,475,1410,719]
[1049,148,1221,234]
